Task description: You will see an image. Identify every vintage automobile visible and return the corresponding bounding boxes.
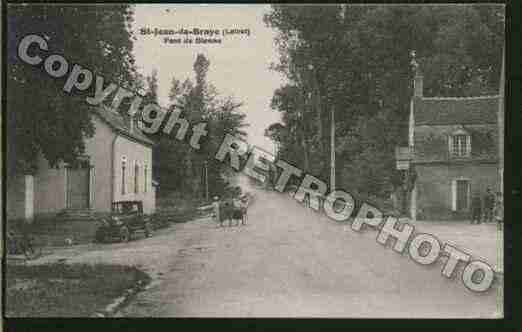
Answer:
[95,200,153,243]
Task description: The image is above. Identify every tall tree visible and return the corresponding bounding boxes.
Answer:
[265,4,504,197]
[7,4,138,174]
[153,54,247,198]
[144,69,159,105]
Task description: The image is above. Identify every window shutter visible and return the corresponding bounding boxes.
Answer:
[65,168,69,207]
[144,164,148,193]
[121,157,127,195]
[467,135,471,156]
[134,161,139,194]
[451,179,457,211]
[448,135,452,157]
[90,167,95,208]
[467,181,471,209]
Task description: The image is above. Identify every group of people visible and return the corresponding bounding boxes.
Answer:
[202,186,249,227]
[470,188,503,230]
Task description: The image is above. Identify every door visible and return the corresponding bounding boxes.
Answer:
[67,167,90,209]
[456,179,469,211]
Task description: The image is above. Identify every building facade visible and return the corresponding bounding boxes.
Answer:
[7,106,157,220]
[407,73,501,220]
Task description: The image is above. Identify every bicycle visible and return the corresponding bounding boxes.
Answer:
[6,229,41,260]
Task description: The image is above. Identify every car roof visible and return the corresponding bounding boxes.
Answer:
[113,200,142,204]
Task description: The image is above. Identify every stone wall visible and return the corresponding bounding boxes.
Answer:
[415,162,499,220]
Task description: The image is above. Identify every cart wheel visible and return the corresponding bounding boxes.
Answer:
[120,226,130,242]
[24,243,41,260]
[95,230,105,243]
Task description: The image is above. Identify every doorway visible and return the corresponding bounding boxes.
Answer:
[66,167,90,209]
[456,179,470,211]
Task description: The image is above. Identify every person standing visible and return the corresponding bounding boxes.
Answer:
[483,188,495,223]
[212,196,223,227]
[470,191,482,224]
[494,192,503,231]
[199,196,222,226]
[239,194,248,225]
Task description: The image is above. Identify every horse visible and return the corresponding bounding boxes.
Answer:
[232,205,247,225]
[219,199,247,227]
[218,200,234,227]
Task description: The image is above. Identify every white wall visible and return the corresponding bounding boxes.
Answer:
[113,135,155,214]
[83,116,116,212]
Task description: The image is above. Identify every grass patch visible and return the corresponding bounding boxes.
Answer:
[5,263,150,317]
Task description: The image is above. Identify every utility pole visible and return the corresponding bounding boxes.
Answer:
[329,7,345,192]
[204,160,209,201]
[330,107,335,191]
[498,43,505,196]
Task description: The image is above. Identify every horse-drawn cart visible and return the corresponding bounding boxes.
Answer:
[218,198,248,226]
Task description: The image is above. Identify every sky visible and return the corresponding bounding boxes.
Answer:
[132,4,285,153]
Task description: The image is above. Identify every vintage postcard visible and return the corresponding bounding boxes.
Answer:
[4,3,505,318]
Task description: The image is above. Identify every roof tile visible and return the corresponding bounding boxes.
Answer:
[414,96,499,125]
[94,105,155,146]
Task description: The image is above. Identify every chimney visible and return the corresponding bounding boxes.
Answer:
[414,72,423,97]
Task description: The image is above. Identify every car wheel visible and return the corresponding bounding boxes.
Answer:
[23,244,37,260]
[144,222,153,237]
[120,226,130,242]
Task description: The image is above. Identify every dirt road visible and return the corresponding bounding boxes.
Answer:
[108,186,502,318]
[28,181,502,317]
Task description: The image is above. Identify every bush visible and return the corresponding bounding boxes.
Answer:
[152,191,208,229]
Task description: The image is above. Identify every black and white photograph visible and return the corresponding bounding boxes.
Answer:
[4,3,505,318]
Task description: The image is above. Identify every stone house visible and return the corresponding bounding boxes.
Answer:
[404,72,501,220]
[7,106,157,221]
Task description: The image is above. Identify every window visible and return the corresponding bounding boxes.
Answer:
[144,164,148,193]
[121,157,127,195]
[452,135,468,156]
[134,161,139,194]
[450,130,471,157]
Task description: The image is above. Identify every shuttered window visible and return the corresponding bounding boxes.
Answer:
[144,164,148,193]
[134,162,139,194]
[121,157,127,195]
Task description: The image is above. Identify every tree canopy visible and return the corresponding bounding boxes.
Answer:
[264,4,504,197]
[7,4,139,174]
[145,54,247,198]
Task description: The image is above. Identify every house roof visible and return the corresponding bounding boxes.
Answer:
[94,106,155,147]
[414,96,500,126]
